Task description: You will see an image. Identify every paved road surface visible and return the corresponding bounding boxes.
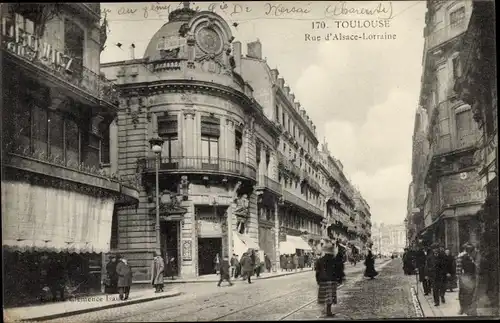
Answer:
[44,259,416,322]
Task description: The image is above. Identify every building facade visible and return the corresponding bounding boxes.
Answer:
[1,3,139,305]
[454,0,498,315]
[410,0,485,255]
[100,5,371,280]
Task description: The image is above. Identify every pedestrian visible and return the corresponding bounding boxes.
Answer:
[214,253,221,274]
[166,256,176,280]
[116,255,132,301]
[293,253,299,271]
[240,252,254,284]
[315,241,345,318]
[151,251,165,293]
[421,247,433,295]
[444,248,457,292]
[402,248,410,275]
[230,254,237,278]
[217,256,233,287]
[425,243,452,307]
[264,253,271,273]
[364,249,378,279]
[254,252,262,278]
[234,254,241,278]
[280,254,286,271]
[105,255,118,294]
[458,243,477,316]
[298,253,305,270]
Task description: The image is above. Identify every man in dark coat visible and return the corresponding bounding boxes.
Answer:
[264,253,272,272]
[254,252,261,278]
[240,252,254,283]
[230,254,238,278]
[116,255,133,300]
[417,247,432,295]
[444,248,457,292]
[105,255,118,294]
[217,256,233,287]
[315,242,345,317]
[364,250,378,279]
[425,244,453,306]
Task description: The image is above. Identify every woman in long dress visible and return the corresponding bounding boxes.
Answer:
[458,243,477,316]
[315,242,345,317]
[364,250,378,279]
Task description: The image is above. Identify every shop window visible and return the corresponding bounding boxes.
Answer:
[32,105,48,154]
[49,111,64,159]
[64,19,84,77]
[14,97,32,148]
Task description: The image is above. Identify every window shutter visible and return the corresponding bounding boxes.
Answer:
[201,116,220,137]
[158,116,178,136]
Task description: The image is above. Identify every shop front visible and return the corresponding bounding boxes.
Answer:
[2,178,125,306]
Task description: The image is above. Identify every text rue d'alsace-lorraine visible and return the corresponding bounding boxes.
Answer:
[2,1,498,322]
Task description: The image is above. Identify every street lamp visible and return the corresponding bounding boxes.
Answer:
[149,136,164,253]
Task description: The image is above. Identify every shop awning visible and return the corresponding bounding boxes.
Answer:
[233,232,260,256]
[288,235,312,251]
[2,181,114,253]
[279,240,296,255]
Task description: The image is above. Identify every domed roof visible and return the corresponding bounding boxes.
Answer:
[143,7,196,61]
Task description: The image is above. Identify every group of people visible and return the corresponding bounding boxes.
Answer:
[279,253,313,271]
[105,251,177,300]
[104,254,133,300]
[217,250,271,286]
[405,242,477,315]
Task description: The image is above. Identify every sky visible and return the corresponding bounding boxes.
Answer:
[100,1,427,226]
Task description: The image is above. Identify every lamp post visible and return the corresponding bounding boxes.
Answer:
[150,136,164,253]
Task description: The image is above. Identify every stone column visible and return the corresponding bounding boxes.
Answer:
[274,200,280,271]
[220,117,227,160]
[183,110,195,158]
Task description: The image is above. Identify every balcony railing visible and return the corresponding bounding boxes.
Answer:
[2,39,119,106]
[143,156,256,180]
[256,175,282,195]
[282,190,323,217]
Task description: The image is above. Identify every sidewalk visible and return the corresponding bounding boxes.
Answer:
[3,267,313,322]
[160,266,314,284]
[3,288,181,322]
[410,275,465,318]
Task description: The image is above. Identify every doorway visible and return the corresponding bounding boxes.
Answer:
[198,238,222,276]
[161,221,179,277]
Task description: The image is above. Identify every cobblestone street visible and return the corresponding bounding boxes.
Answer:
[40,259,420,322]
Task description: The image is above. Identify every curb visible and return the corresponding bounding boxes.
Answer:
[19,290,182,322]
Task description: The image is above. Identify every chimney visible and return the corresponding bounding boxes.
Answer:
[247,39,262,59]
[284,86,290,96]
[278,78,285,88]
[129,44,135,59]
[294,102,300,110]
[290,93,295,102]
[233,41,242,74]
[270,68,279,81]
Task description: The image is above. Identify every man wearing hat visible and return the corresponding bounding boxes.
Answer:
[425,243,453,307]
[116,254,133,300]
[315,241,345,317]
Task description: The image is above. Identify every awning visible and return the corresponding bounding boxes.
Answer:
[2,181,114,253]
[233,231,260,257]
[279,240,296,255]
[289,235,313,251]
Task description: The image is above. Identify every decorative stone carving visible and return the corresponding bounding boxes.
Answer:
[183,109,195,119]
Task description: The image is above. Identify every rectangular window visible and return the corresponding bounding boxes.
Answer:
[275,105,280,122]
[32,105,48,154]
[162,136,179,160]
[201,116,220,137]
[201,136,219,164]
[65,118,80,167]
[64,19,84,78]
[282,112,285,125]
[456,109,474,147]
[49,111,64,159]
[450,7,465,27]
[452,57,461,79]
[235,128,242,160]
[100,126,110,164]
[14,97,32,148]
[84,133,101,167]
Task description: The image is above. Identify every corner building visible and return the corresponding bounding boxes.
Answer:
[101,7,281,279]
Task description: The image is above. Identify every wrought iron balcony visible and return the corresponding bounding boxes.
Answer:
[282,190,323,217]
[142,156,256,181]
[2,40,119,107]
[256,175,282,195]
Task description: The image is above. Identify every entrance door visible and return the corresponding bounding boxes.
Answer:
[161,221,179,277]
[198,238,222,276]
